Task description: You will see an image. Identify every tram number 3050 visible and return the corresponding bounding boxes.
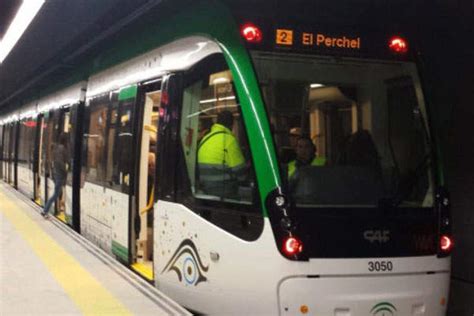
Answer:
[368,260,393,272]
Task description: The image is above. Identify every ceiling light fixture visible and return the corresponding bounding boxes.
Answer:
[0,0,45,63]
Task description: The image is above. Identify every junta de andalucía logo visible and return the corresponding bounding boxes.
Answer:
[370,302,397,316]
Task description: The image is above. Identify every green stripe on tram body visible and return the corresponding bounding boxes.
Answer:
[112,240,129,263]
[118,85,138,101]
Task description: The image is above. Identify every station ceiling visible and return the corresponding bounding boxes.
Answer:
[0,0,469,115]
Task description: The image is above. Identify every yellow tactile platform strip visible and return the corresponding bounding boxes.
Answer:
[0,190,132,316]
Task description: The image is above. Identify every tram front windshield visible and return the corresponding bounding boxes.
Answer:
[252,52,434,208]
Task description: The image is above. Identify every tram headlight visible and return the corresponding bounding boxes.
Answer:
[275,195,286,207]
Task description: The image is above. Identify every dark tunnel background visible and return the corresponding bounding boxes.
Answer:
[400,2,473,314]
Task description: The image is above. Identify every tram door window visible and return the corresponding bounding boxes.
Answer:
[3,125,7,182]
[55,108,72,223]
[63,110,73,186]
[35,115,45,204]
[112,97,135,193]
[4,125,12,184]
[0,125,3,180]
[7,125,13,184]
[87,92,137,194]
[133,88,160,281]
[177,54,262,241]
[82,96,108,185]
[40,109,70,215]
[6,125,13,184]
[5,125,9,183]
[17,118,36,196]
[11,123,18,187]
[4,125,8,183]
[41,111,61,209]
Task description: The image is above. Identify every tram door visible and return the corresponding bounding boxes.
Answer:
[3,125,11,183]
[0,125,3,180]
[40,111,57,207]
[1,125,7,182]
[10,123,18,187]
[131,87,161,282]
[56,108,73,223]
[39,110,60,210]
[35,115,45,205]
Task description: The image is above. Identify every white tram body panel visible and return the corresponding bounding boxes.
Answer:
[153,200,450,315]
[80,181,130,255]
[79,35,223,262]
[17,164,34,197]
[279,273,449,316]
[86,36,221,97]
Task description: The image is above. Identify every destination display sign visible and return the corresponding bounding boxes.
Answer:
[241,21,412,61]
[275,29,361,51]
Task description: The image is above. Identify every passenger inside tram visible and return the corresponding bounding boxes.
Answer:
[288,136,326,178]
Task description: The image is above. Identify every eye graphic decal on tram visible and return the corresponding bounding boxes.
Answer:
[162,239,209,286]
[370,302,397,316]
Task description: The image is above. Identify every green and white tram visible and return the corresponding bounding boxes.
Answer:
[0,1,452,315]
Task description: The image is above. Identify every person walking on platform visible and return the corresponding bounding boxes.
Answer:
[42,134,70,218]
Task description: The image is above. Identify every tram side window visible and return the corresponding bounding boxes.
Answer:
[104,95,135,194]
[18,119,36,170]
[104,96,119,189]
[63,109,74,187]
[177,54,262,241]
[4,126,10,163]
[44,111,60,178]
[0,126,3,166]
[83,95,109,186]
[11,124,18,165]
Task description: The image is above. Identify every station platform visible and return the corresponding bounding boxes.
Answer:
[0,183,190,315]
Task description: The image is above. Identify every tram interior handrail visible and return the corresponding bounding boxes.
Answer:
[141,185,155,215]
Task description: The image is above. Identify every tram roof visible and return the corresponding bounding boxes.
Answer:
[0,0,461,115]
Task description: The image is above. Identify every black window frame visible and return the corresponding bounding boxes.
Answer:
[172,53,264,241]
[82,93,111,187]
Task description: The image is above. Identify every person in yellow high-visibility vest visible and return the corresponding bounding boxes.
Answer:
[197,110,246,198]
[288,136,326,178]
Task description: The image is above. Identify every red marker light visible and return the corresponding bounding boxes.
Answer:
[440,235,453,252]
[161,91,169,105]
[389,36,408,53]
[159,107,165,118]
[23,120,36,128]
[241,23,262,43]
[283,236,303,256]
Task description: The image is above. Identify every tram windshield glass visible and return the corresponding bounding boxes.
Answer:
[252,52,434,207]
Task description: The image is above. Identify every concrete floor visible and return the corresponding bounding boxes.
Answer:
[0,184,190,316]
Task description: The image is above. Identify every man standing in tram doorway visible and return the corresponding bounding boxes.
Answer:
[197,110,246,199]
[42,134,70,218]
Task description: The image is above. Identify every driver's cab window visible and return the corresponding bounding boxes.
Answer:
[180,54,255,205]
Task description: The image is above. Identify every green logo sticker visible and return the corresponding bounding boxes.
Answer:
[370,302,397,316]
